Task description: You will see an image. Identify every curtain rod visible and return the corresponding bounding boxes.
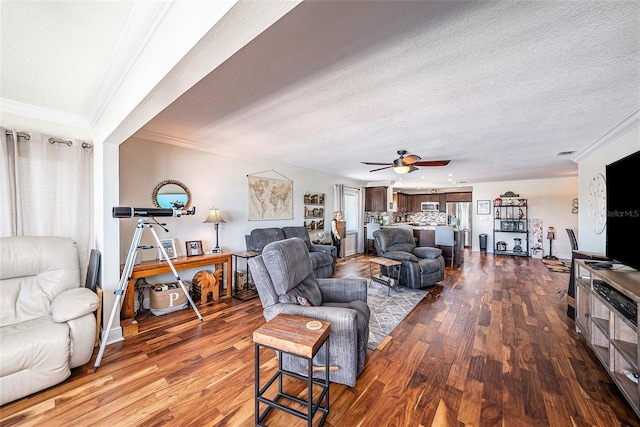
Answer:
[5,131,30,140]
[48,137,92,149]
[5,131,92,148]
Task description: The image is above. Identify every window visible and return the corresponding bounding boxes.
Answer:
[344,188,359,233]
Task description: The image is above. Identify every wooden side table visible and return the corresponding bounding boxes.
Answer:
[232,251,260,301]
[120,253,232,336]
[368,256,402,295]
[253,313,331,427]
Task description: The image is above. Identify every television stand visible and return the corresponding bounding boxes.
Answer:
[574,259,640,417]
[591,261,614,270]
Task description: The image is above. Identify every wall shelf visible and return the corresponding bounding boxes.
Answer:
[303,192,325,233]
[493,198,529,257]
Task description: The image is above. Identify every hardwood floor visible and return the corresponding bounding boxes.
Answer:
[2,250,638,426]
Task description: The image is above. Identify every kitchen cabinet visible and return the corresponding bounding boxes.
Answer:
[393,192,472,213]
[396,193,409,212]
[446,192,472,202]
[365,187,387,212]
[409,195,422,212]
[439,194,447,208]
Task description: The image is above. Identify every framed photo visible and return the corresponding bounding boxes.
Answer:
[158,239,177,261]
[186,240,204,257]
[477,200,491,215]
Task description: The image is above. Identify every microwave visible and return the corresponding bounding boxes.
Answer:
[421,202,439,211]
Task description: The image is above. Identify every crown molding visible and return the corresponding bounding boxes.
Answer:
[132,129,362,183]
[572,107,640,163]
[133,129,211,150]
[0,98,89,129]
[84,1,173,128]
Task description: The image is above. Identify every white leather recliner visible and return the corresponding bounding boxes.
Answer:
[0,236,100,405]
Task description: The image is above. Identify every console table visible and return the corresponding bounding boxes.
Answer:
[120,253,232,336]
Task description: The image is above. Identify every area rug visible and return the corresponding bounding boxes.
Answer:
[540,258,571,273]
[366,279,427,349]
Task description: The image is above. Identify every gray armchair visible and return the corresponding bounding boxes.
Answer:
[249,237,369,387]
[373,228,445,289]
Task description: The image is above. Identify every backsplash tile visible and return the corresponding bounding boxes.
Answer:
[367,211,447,225]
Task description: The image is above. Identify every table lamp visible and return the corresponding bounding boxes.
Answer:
[204,207,225,253]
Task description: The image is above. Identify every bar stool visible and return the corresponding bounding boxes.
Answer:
[366,223,380,255]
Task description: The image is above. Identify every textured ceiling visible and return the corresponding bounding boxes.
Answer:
[0,1,134,120]
[137,1,640,189]
[2,1,639,190]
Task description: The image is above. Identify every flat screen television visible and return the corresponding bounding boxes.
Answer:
[606,150,640,271]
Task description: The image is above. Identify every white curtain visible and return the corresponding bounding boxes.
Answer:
[0,128,93,278]
[356,187,365,253]
[333,183,344,214]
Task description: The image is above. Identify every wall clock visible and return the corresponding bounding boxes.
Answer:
[588,174,606,234]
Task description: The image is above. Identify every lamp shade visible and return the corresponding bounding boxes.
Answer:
[203,208,225,224]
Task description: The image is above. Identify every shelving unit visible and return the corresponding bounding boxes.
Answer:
[493,197,529,257]
[303,192,325,233]
[574,259,640,417]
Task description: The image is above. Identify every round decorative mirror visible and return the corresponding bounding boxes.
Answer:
[152,179,192,209]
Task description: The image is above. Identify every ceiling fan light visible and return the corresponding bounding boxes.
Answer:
[393,158,410,174]
[393,165,411,174]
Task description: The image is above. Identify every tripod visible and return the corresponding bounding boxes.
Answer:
[94,217,203,371]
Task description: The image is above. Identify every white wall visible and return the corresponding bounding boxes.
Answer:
[471,177,579,259]
[119,138,363,262]
[576,121,640,254]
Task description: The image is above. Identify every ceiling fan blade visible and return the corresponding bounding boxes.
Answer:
[361,161,393,166]
[413,160,451,167]
[402,154,421,165]
[407,165,419,173]
[369,165,393,172]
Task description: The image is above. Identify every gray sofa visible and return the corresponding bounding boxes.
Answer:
[249,237,369,387]
[373,228,445,289]
[0,236,100,405]
[245,226,336,278]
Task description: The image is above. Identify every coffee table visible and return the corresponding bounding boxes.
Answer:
[368,257,402,295]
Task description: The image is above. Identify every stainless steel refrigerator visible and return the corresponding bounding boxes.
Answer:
[446,202,472,247]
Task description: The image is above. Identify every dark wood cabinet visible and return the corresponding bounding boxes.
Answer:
[409,195,422,212]
[445,192,472,202]
[390,191,472,213]
[365,187,387,212]
[396,193,409,212]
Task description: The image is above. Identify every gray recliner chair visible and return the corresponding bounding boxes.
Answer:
[249,237,369,387]
[374,228,445,289]
[246,226,336,278]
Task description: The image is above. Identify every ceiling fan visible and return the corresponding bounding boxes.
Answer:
[361,150,450,174]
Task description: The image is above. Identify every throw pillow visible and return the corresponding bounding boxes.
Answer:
[278,275,322,306]
[296,294,311,306]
